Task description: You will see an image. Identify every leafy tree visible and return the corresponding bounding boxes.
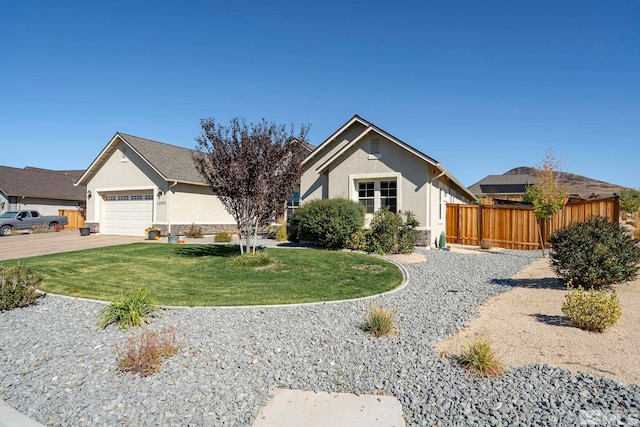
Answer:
[524,149,568,257]
[194,117,310,254]
[620,188,640,214]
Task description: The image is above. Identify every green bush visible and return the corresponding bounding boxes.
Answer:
[364,300,397,337]
[346,229,368,251]
[549,216,640,288]
[562,287,622,332]
[620,188,640,214]
[184,223,203,238]
[364,209,419,255]
[0,263,42,311]
[291,198,364,249]
[214,231,232,242]
[99,288,158,330]
[457,337,504,377]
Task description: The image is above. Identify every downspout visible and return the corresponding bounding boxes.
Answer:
[167,181,178,235]
[430,168,446,247]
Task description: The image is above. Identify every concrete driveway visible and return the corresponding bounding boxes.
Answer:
[0,231,144,261]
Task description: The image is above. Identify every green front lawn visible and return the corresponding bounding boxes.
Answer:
[6,244,402,306]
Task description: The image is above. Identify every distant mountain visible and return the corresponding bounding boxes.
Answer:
[503,167,627,198]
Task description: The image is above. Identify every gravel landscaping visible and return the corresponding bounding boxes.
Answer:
[1,248,639,426]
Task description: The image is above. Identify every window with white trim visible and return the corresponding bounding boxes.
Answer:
[358,182,375,213]
[380,181,397,213]
[358,180,398,214]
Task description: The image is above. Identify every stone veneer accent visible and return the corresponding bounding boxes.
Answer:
[84,222,99,233]
[415,227,431,247]
[156,224,239,237]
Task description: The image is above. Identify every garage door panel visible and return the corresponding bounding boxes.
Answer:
[102,193,153,236]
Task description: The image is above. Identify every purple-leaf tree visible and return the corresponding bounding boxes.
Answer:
[193,117,310,254]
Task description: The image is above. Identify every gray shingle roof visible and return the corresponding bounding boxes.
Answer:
[467,174,537,195]
[0,166,86,201]
[117,133,206,184]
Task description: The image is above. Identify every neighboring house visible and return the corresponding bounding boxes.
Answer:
[469,167,627,203]
[0,166,85,215]
[300,115,476,246]
[467,173,539,203]
[76,133,241,237]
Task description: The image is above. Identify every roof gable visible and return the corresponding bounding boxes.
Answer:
[304,115,439,169]
[0,165,86,201]
[77,133,206,186]
[304,115,476,201]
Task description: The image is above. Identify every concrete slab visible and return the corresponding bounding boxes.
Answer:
[0,231,144,261]
[252,389,405,427]
[0,399,45,427]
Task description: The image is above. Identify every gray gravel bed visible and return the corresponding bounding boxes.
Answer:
[1,248,639,426]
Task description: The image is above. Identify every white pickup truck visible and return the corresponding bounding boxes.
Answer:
[0,210,69,236]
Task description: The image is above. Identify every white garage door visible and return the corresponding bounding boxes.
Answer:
[102,193,154,236]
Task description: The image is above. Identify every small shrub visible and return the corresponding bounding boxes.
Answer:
[291,198,365,249]
[346,230,368,251]
[116,327,181,377]
[620,188,640,214]
[184,223,203,238]
[227,251,272,267]
[0,263,42,311]
[275,225,288,242]
[366,209,419,255]
[549,216,640,288]
[99,288,158,330]
[214,231,232,243]
[479,239,494,250]
[562,287,622,332]
[365,300,397,337]
[457,337,504,377]
[31,224,52,234]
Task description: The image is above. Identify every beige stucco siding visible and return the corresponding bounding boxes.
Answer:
[323,137,430,225]
[85,142,164,222]
[165,183,235,225]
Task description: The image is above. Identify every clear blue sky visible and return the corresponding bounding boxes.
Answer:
[1,1,638,188]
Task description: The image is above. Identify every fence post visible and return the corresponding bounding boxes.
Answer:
[477,204,483,246]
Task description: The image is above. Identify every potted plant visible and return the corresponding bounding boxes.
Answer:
[145,226,161,240]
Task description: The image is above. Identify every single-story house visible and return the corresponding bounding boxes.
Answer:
[76,133,241,237]
[79,117,475,245]
[0,166,85,216]
[300,115,477,246]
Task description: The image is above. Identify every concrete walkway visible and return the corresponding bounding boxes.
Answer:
[252,389,405,427]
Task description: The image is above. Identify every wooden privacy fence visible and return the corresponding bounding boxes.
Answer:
[58,209,86,230]
[446,196,620,250]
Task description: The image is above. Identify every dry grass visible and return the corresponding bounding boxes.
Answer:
[116,327,181,377]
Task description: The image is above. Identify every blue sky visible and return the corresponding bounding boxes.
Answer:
[1,1,638,188]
